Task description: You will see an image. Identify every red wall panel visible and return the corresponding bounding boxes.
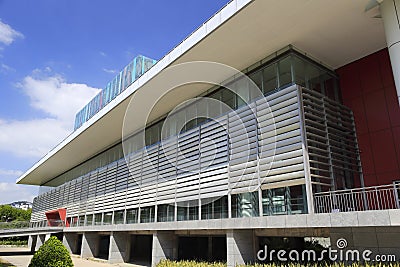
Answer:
[337,48,400,186]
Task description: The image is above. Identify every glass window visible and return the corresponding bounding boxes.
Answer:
[208,90,223,118]
[140,206,155,223]
[126,208,139,224]
[249,70,263,97]
[262,63,277,94]
[232,192,259,218]
[157,204,175,222]
[231,77,250,108]
[177,205,199,221]
[278,56,292,88]
[262,185,306,216]
[324,74,339,102]
[196,98,209,125]
[292,56,306,87]
[113,210,125,224]
[78,215,85,226]
[94,213,102,225]
[71,217,78,227]
[183,103,197,132]
[175,110,186,134]
[85,214,93,226]
[221,88,236,110]
[103,212,113,225]
[201,196,228,220]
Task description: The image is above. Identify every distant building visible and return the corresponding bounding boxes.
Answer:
[10,201,33,211]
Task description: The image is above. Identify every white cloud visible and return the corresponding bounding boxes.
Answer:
[102,68,117,74]
[0,20,23,46]
[0,118,70,158]
[0,183,36,204]
[99,51,107,57]
[20,75,100,123]
[0,74,100,158]
[0,169,23,176]
[0,63,15,73]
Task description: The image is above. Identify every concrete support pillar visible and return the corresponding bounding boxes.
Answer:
[81,232,100,259]
[381,0,400,104]
[63,233,79,254]
[28,235,37,253]
[151,231,177,267]
[226,230,255,267]
[108,232,131,264]
[35,234,45,251]
[45,233,51,241]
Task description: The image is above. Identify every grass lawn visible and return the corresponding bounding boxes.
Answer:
[0,259,14,267]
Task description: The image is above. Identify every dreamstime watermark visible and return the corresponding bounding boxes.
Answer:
[257,238,396,262]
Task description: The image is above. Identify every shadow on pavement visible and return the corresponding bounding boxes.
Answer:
[0,251,34,256]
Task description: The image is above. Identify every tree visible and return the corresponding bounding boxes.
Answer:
[29,236,74,267]
[0,205,31,222]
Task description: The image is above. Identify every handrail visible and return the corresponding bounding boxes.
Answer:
[314,182,400,213]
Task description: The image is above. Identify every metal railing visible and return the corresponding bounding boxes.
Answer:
[0,221,30,230]
[314,183,400,213]
[46,219,65,227]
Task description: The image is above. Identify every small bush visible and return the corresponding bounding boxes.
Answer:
[28,236,73,267]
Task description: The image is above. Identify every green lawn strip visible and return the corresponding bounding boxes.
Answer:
[0,258,14,267]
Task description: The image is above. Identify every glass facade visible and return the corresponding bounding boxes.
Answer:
[94,213,102,225]
[126,208,139,224]
[177,201,199,221]
[201,196,228,220]
[78,215,85,227]
[103,212,113,225]
[140,206,155,223]
[113,210,125,224]
[232,192,259,218]
[262,185,306,215]
[157,204,175,222]
[74,55,157,130]
[85,214,93,226]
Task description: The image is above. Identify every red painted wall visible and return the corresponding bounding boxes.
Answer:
[337,48,400,186]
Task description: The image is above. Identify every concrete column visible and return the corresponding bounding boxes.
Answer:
[381,0,400,104]
[81,232,100,259]
[45,233,51,241]
[28,235,37,253]
[108,232,131,264]
[35,234,46,251]
[151,231,177,267]
[63,233,79,254]
[226,230,255,267]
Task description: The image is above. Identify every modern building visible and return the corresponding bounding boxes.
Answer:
[10,0,400,265]
[9,201,33,211]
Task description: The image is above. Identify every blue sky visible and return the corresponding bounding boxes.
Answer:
[0,0,228,204]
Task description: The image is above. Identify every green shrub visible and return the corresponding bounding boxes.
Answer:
[28,236,73,267]
[0,236,28,246]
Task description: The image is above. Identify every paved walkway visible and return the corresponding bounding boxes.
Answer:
[0,247,139,267]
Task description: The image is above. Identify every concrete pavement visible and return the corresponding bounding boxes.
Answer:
[0,247,139,267]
